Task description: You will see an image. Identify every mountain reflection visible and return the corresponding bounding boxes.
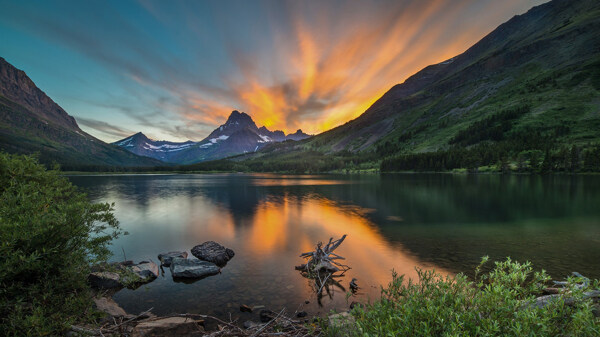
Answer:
[67,173,600,316]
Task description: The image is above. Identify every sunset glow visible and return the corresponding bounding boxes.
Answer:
[0,0,546,141]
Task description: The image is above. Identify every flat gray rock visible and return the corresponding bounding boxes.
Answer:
[130,260,159,281]
[170,258,220,279]
[158,251,188,267]
[191,241,235,266]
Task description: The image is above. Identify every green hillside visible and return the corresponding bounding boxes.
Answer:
[219,0,600,173]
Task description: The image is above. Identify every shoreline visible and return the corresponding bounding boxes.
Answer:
[61,170,600,176]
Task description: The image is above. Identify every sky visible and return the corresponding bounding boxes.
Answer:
[0,0,547,142]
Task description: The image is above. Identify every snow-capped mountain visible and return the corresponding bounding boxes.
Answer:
[114,110,311,164]
[114,132,198,162]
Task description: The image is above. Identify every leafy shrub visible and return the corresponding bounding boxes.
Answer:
[347,257,599,336]
[0,153,121,335]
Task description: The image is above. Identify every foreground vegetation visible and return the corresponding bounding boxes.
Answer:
[336,258,599,336]
[0,153,121,335]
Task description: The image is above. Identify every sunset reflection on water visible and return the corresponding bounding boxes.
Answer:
[68,173,600,318]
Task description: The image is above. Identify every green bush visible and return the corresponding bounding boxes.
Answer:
[0,153,121,336]
[347,257,599,336]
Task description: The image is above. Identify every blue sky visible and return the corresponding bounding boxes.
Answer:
[0,0,547,142]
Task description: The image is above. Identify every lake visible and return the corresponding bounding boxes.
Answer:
[68,173,600,319]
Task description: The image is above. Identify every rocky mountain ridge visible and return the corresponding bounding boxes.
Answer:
[0,57,163,168]
[114,111,311,164]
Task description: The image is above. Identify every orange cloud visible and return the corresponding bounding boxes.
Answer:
[134,1,546,139]
[205,0,533,136]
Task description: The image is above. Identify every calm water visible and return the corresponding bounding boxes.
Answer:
[68,173,600,319]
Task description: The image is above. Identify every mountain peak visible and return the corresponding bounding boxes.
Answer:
[0,57,79,130]
[225,110,254,125]
[286,129,311,141]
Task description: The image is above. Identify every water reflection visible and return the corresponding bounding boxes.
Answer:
[67,173,600,318]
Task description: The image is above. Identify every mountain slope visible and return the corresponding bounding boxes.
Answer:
[0,57,163,168]
[234,0,600,172]
[115,110,310,164]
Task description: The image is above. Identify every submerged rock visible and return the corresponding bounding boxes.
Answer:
[259,309,275,323]
[191,241,235,266]
[170,258,220,278]
[158,251,188,267]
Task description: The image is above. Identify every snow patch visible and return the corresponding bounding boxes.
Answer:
[117,137,133,146]
[209,135,229,143]
[142,142,196,152]
[257,134,272,143]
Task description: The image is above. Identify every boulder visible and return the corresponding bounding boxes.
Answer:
[130,260,159,282]
[528,290,600,309]
[131,317,204,337]
[88,271,123,289]
[191,241,235,266]
[93,297,127,317]
[158,251,188,267]
[89,260,159,289]
[170,258,220,278]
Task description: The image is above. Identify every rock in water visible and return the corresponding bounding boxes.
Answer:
[158,251,188,267]
[259,309,276,323]
[191,241,235,266]
[130,261,159,282]
[89,260,159,289]
[170,258,220,278]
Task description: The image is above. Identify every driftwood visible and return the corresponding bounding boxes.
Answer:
[297,235,351,304]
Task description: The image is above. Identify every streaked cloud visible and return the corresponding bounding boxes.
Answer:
[76,117,134,140]
[0,0,547,141]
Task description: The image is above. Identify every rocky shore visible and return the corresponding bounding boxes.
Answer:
[73,241,339,336]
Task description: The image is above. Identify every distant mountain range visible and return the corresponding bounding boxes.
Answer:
[0,57,162,168]
[114,111,310,164]
[0,56,309,167]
